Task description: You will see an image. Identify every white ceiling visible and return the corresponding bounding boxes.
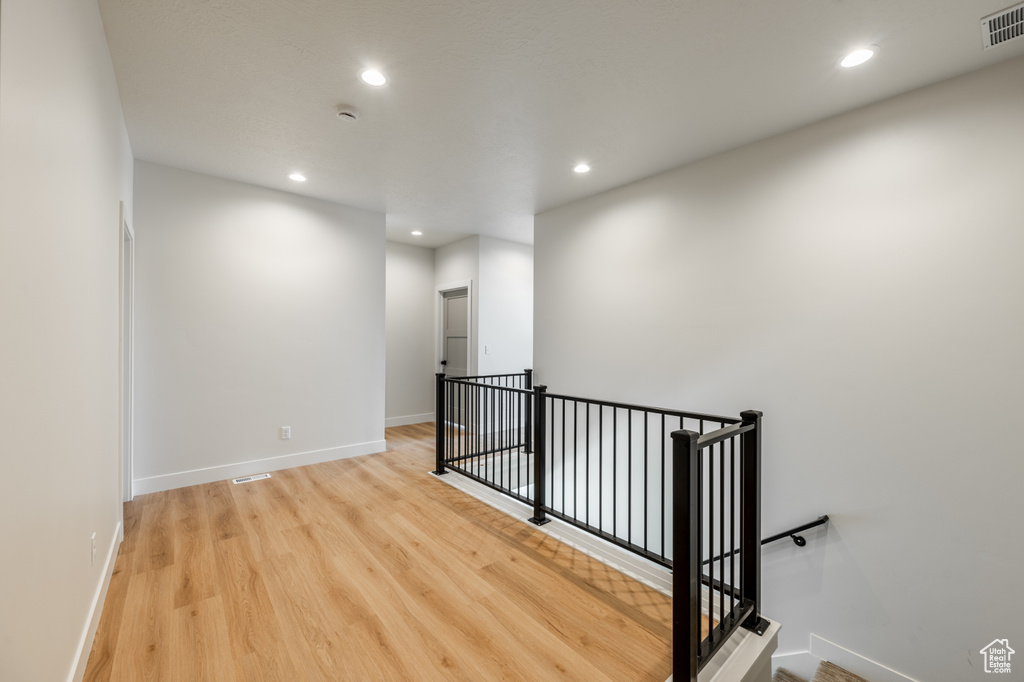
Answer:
[98,0,1024,248]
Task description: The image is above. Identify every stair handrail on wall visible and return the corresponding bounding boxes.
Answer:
[433,371,767,681]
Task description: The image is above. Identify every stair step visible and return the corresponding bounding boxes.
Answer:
[812,660,872,682]
[775,659,874,682]
[774,668,809,682]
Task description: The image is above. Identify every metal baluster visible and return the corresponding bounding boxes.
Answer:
[719,440,725,630]
[561,399,566,515]
[612,408,617,538]
[599,406,603,534]
[628,409,633,546]
[585,402,591,527]
[661,413,666,561]
[708,441,715,650]
[730,436,735,619]
[573,400,578,521]
[644,411,649,553]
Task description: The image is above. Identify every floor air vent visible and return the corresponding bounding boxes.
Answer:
[232,473,271,484]
[983,3,1024,48]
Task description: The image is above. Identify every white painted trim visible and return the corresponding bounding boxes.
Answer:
[772,650,821,680]
[68,521,121,682]
[701,619,780,682]
[132,440,387,495]
[118,200,135,507]
[810,634,920,682]
[385,412,434,428]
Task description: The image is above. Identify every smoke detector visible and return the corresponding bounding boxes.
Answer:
[982,3,1024,49]
[337,105,360,121]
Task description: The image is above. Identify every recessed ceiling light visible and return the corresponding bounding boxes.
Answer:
[288,173,306,182]
[361,69,387,86]
[840,46,877,68]
[573,163,591,173]
[411,231,423,236]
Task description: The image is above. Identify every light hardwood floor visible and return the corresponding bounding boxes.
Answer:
[84,423,674,681]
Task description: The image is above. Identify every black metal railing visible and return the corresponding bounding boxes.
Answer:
[531,388,739,567]
[433,372,767,681]
[434,371,534,504]
[671,414,768,681]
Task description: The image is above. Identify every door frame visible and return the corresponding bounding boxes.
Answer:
[118,201,135,514]
[436,280,473,377]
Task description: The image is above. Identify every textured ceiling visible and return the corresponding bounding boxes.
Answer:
[98,0,1024,247]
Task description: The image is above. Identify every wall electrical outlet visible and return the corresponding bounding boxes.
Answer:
[281,426,291,440]
[90,532,97,566]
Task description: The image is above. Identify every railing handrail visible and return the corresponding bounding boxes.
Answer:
[542,391,741,425]
[445,378,533,395]
[762,515,829,546]
[696,422,754,448]
[458,372,530,380]
[703,515,830,565]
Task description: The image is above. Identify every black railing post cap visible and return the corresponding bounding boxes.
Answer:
[670,429,700,443]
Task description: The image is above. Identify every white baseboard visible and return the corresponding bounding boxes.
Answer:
[384,413,434,428]
[773,637,919,682]
[772,650,821,680]
[810,635,919,682]
[68,521,121,682]
[132,440,387,495]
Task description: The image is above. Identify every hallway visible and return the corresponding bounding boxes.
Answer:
[85,423,673,681]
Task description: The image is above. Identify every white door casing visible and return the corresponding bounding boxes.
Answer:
[119,203,135,506]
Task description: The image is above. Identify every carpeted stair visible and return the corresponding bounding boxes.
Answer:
[774,660,872,682]
[774,668,809,682]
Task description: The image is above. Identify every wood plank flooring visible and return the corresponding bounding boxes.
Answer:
[85,423,674,681]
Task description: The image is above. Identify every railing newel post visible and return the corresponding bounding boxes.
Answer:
[432,373,447,476]
[528,384,550,526]
[524,369,533,454]
[672,429,701,682]
[739,409,766,634]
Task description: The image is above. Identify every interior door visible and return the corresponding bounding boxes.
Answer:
[442,289,470,432]
[442,289,469,378]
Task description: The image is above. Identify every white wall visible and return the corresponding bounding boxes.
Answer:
[386,242,436,425]
[478,236,533,375]
[132,162,385,493]
[435,236,480,375]
[534,56,1024,682]
[434,235,534,377]
[0,1,134,680]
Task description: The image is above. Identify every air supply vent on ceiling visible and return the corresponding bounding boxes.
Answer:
[982,3,1024,49]
[232,473,271,484]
